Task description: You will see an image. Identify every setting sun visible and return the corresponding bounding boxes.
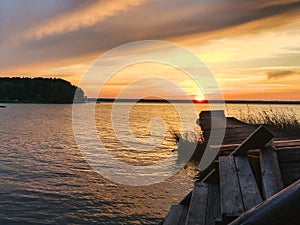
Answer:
[192,92,206,103]
[195,95,204,102]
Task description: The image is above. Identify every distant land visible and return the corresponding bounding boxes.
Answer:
[0,77,86,103]
[88,98,300,104]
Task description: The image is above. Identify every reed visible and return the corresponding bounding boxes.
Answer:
[170,127,204,145]
[237,106,300,130]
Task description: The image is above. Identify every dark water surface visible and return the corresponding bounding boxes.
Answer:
[0,104,194,225]
[1,103,299,224]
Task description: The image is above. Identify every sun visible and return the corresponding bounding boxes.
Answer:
[193,94,206,103]
[195,95,204,101]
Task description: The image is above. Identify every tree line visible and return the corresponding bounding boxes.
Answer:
[0,77,86,103]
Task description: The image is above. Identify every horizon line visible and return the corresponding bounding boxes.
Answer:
[86,98,300,104]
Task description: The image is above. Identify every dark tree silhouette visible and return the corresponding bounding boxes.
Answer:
[0,77,86,103]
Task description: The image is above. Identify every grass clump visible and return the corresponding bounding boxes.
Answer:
[170,127,204,145]
[238,106,300,130]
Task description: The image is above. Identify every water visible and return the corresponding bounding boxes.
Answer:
[0,103,299,224]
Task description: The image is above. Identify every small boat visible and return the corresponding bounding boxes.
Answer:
[0,105,6,108]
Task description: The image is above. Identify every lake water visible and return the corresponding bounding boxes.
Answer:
[0,103,299,224]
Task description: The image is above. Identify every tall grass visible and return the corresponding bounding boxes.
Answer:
[237,106,300,130]
[170,127,204,145]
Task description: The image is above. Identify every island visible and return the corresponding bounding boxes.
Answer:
[0,77,86,103]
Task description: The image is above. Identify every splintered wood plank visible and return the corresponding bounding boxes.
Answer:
[235,156,263,210]
[206,182,222,225]
[186,182,209,225]
[219,156,244,218]
[163,205,185,225]
[231,125,273,156]
[260,145,284,199]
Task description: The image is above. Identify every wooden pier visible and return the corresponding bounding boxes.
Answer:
[160,111,300,225]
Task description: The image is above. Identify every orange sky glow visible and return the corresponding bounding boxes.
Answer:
[0,0,299,100]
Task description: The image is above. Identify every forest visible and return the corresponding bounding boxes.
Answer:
[0,77,86,103]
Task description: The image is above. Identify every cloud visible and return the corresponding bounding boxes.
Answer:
[1,0,300,73]
[21,0,147,41]
[266,70,299,79]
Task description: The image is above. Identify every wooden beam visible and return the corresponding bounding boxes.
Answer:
[228,179,300,225]
[186,182,209,225]
[210,139,300,153]
[231,125,273,156]
[235,156,263,210]
[219,156,244,218]
[260,144,284,199]
[274,139,300,148]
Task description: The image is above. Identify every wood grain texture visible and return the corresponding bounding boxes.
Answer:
[235,156,263,210]
[206,182,222,225]
[219,156,244,218]
[163,205,185,225]
[260,145,284,199]
[186,182,209,225]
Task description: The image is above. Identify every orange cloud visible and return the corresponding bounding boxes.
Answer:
[17,0,148,43]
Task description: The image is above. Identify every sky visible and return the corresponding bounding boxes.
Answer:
[0,0,300,100]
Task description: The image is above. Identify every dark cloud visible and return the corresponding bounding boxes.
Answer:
[266,70,298,79]
[1,0,300,71]
[0,0,94,40]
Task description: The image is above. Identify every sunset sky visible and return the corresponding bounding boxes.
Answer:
[0,0,300,100]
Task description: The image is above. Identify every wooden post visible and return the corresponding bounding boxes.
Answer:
[260,143,284,199]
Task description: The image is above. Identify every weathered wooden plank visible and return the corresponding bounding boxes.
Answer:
[228,179,300,225]
[219,156,244,218]
[274,139,300,148]
[277,148,300,163]
[163,205,185,225]
[211,139,300,152]
[186,182,209,225]
[178,205,189,225]
[235,156,263,210]
[211,144,239,151]
[231,125,273,156]
[206,182,222,225]
[260,145,284,199]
